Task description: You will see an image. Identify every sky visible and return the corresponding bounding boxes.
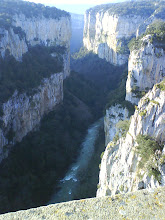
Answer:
[24,0,126,14]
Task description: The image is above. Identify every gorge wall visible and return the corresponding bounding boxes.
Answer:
[83,1,165,65]
[0,1,71,162]
[97,14,165,197]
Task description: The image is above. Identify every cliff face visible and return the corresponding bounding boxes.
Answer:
[0,2,71,62]
[0,1,71,162]
[83,11,146,65]
[97,83,165,197]
[83,1,165,65]
[126,35,165,104]
[104,105,129,146]
[0,73,63,162]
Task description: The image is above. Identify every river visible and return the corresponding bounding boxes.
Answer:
[48,117,103,204]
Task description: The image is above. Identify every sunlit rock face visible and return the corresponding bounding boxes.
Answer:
[126,35,165,105]
[83,1,165,66]
[0,11,71,61]
[83,9,147,65]
[97,84,165,197]
[104,105,129,146]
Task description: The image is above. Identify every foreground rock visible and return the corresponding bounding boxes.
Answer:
[0,187,165,219]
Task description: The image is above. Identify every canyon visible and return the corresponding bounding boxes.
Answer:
[0,0,165,218]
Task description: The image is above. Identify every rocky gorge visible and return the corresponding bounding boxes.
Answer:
[0,0,165,218]
[0,0,71,162]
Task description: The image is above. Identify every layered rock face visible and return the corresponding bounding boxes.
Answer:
[83,2,165,65]
[83,10,146,65]
[0,3,71,61]
[0,73,63,162]
[0,2,71,162]
[104,105,129,146]
[97,83,165,197]
[126,36,165,104]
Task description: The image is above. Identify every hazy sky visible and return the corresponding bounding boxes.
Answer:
[24,0,126,14]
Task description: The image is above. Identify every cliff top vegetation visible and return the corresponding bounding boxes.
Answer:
[128,21,165,51]
[0,45,65,109]
[87,0,165,17]
[0,0,69,29]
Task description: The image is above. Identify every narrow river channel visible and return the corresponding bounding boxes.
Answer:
[49,117,104,204]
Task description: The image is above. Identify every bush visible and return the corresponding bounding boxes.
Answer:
[116,119,130,138]
[0,45,65,116]
[136,135,163,182]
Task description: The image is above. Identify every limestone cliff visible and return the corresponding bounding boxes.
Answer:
[0,73,63,162]
[97,82,165,197]
[0,1,71,63]
[0,1,71,162]
[104,105,129,146]
[126,35,165,105]
[83,1,165,65]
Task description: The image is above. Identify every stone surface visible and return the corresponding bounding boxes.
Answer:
[126,35,165,104]
[97,83,165,197]
[104,104,129,146]
[83,9,147,65]
[0,10,71,61]
[0,4,71,161]
[1,187,165,219]
[0,72,64,162]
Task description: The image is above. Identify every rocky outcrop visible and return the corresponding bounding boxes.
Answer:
[83,9,146,65]
[0,2,71,161]
[97,83,165,197]
[126,35,165,105]
[0,72,63,162]
[83,1,165,66]
[0,2,71,61]
[104,104,129,146]
[1,186,165,219]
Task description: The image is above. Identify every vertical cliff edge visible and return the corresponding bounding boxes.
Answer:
[83,1,165,65]
[97,18,165,197]
[0,0,71,162]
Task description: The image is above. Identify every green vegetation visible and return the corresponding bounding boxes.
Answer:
[0,72,96,214]
[0,45,64,112]
[136,135,163,183]
[116,37,132,55]
[71,48,127,117]
[0,0,69,30]
[128,37,148,52]
[156,79,165,91]
[106,68,135,117]
[139,110,147,117]
[100,151,105,160]
[113,119,130,143]
[128,21,165,52]
[116,119,131,138]
[88,0,160,17]
[72,47,90,59]
[131,85,147,99]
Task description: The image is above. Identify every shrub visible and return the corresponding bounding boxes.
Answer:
[156,80,165,91]
[116,119,131,138]
[136,135,163,182]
